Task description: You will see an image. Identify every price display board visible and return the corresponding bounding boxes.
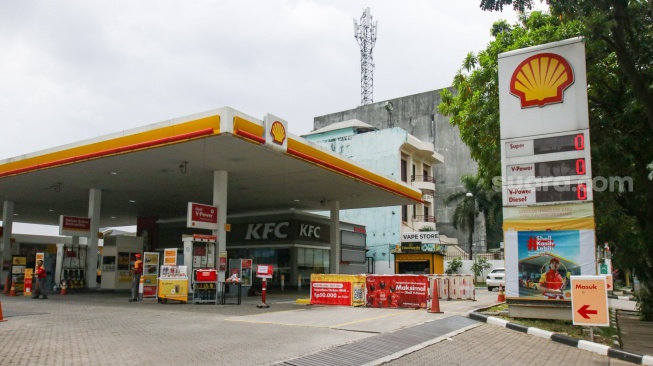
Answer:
[502,130,592,188]
[503,179,593,206]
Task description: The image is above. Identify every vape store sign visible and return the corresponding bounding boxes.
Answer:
[187,202,219,230]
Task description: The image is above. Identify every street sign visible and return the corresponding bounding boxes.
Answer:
[570,276,609,326]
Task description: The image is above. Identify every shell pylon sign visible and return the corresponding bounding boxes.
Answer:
[510,53,574,108]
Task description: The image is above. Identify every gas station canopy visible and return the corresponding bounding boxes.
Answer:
[0,107,423,229]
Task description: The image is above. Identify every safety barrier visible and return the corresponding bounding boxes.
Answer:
[428,274,475,300]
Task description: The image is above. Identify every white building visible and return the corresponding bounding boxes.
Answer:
[304,120,447,274]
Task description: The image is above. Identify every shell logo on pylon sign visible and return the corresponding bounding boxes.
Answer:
[270,121,286,145]
[510,52,574,108]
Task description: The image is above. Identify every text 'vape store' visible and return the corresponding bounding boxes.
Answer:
[226,212,367,290]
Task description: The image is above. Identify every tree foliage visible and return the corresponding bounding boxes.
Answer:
[444,174,502,259]
[443,0,653,318]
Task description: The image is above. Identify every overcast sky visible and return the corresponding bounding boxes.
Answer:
[0,0,548,162]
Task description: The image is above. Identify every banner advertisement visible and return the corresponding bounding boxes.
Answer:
[310,274,365,306]
[503,217,595,231]
[163,248,177,266]
[365,275,428,309]
[142,252,159,298]
[505,230,596,300]
[502,202,594,221]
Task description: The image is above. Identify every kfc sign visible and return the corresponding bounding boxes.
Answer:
[187,202,219,230]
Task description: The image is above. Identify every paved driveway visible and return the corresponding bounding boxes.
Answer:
[0,289,634,365]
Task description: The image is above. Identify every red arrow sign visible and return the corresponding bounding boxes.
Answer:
[578,304,598,319]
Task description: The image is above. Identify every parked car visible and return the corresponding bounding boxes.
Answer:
[486,268,505,292]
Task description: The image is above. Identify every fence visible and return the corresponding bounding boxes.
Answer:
[429,274,475,300]
[444,252,504,261]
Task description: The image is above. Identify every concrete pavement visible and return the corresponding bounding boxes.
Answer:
[0,288,650,365]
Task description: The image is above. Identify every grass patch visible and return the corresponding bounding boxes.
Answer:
[480,304,619,346]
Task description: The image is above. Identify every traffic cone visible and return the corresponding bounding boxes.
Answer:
[0,301,6,322]
[8,279,16,296]
[60,281,67,296]
[428,279,443,313]
[3,275,10,295]
[497,284,506,302]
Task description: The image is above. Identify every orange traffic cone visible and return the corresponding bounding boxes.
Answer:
[428,279,443,313]
[0,301,6,322]
[8,279,16,296]
[60,281,67,296]
[3,275,10,295]
[497,284,506,302]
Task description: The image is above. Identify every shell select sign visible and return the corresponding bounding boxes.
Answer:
[510,53,574,108]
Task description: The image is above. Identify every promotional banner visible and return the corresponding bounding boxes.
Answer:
[505,230,596,300]
[503,202,594,221]
[503,217,595,231]
[142,252,159,298]
[365,275,428,309]
[310,274,365,306]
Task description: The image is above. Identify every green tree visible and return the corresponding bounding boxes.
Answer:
[446,257,463,274]
[471,257,493,283]
[444,174,500,260]
[445,1,653,318]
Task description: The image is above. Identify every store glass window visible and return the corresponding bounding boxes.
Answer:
[298,247,329,276]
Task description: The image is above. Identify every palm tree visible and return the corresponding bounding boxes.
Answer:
[444,174,495,260]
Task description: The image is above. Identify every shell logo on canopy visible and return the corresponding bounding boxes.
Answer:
[510,53,574,108]
[270,121,286,145]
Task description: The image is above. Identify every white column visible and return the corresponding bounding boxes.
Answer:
[86,188,101,289]
[55,243,64,286]
[329,200,340,274]
[1,201,14,287]
[213,170,228,283]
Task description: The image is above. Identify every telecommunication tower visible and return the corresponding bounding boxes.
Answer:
[353,7,378,105]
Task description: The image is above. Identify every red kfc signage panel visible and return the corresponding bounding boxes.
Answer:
[366,275,428,309]
[311,281,352,306]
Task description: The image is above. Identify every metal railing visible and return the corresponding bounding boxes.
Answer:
[411,215,436,223]
[411,175,435,183]
[444,252,504,261]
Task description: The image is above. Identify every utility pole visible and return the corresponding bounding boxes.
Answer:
[353,7,378,105]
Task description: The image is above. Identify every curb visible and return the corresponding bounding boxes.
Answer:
[469,312,653,366]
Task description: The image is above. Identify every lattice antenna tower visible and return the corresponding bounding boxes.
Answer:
[353,7,378,105]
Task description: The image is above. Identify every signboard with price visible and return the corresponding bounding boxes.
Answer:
[310,274,365,306]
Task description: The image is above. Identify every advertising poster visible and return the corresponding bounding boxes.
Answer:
[142,252,159,298]
[312,281,352,306]
[163,249,177,265]
[310,274,366,306]
[365,275,428,309]
[505,230,596,300]
[241,259,252,286]
[24,268,33,296]
[157,279,188,298]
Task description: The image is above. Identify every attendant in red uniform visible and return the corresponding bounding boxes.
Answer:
[32,260,48,299]
[537,257,566,298]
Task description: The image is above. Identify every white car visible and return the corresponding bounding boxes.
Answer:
[486,268,505,292]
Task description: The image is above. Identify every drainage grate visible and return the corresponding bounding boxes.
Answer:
[278,315,477,366]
